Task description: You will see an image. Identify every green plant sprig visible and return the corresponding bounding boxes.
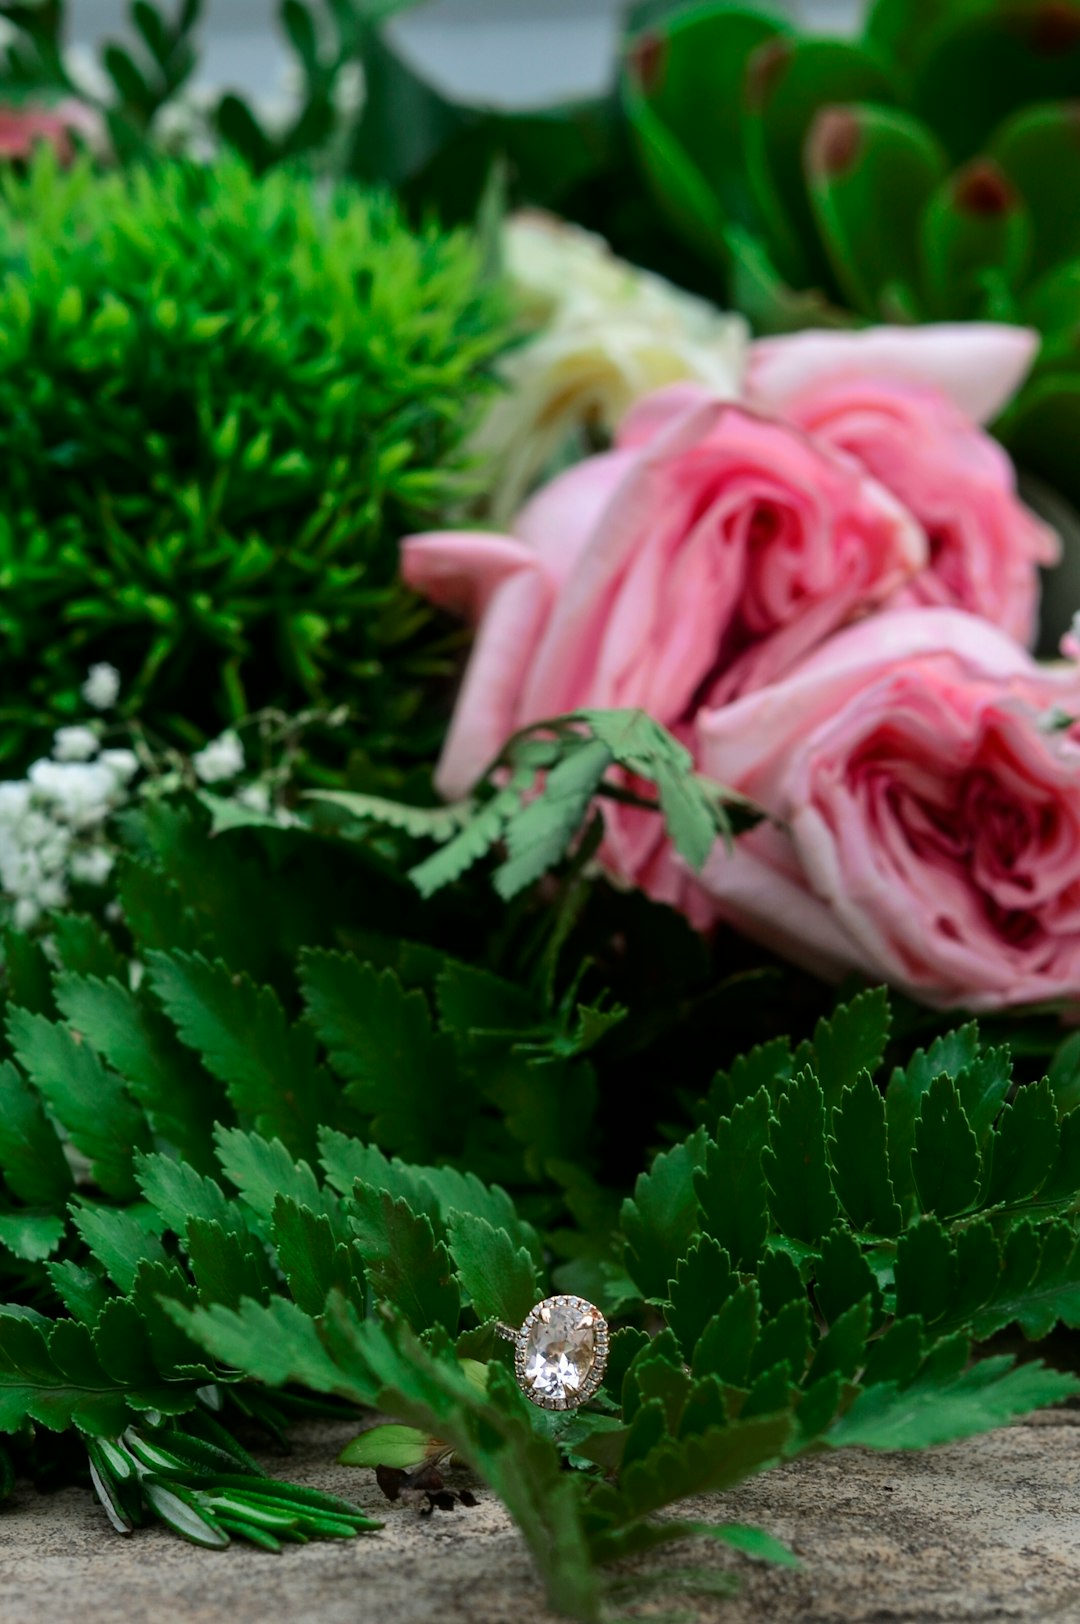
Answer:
[308,707,761,900]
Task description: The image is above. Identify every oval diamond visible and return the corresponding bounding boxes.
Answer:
[515,1295,608,1410]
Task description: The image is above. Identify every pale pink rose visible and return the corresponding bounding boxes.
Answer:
[746,325,1058,645]
[695,608,1080,1011]
[0,99,103,163]
[403,391,925,805]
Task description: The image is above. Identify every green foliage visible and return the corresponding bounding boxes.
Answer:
[85,1417,380,1549]
[0,792,1079,1610]
[317,707,759,903]
[0,151,504,771]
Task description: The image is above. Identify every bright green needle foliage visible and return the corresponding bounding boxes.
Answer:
[0,150,504,772]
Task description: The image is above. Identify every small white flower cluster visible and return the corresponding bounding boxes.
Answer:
[0,720,137,931]
[0,655,324,931]
[0,650,258,929]
[473,211,750,523]
[192,728,245,785]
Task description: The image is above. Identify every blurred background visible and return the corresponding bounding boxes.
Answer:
[71,0,862,105]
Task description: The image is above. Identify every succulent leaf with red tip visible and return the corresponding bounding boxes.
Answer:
[618,0,1080,500]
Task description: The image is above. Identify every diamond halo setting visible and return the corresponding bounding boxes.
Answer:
[508,1295,609,1411]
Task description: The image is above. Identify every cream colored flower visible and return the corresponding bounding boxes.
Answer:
[475,211,748,523]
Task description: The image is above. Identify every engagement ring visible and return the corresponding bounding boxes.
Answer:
[496,1294,609,1411]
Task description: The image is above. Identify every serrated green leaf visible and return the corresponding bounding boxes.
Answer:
[446,1210,538,1326]
[214,1127,341,1235]
[695,1089,770,1269]
[666,1235,734,1357]
[55,973,225,1175]
[347,1188,459,1333]
[49,916,126,983]
[185,1219,273,1309]
[408,776,531,898]
[692,1285,760,1387]
[954,1047,1012,1147]
[608,1412,794,1524]
[968,1220,1080,1343]
[319,1128,537,1259]
[895,1217,953,1326]
[71,1205,168,1295]
[621,1129,708,1302]
[300,951,465,1161]
[47,1260,111,1326]
[757,1246,805,1317]
[764,1071,838,1246]
[861,1317,924,1389]
[169,1293,352,1394]
[749,1298,810,1385]
[7,1011,149,1200]
[148,952,333,1159]
[828,1356,1079,1451]
[706,1037,791,1118]
[270,1196,364,1319]
[496,737,613,899]
[886,1025,979,1212]
[983,1078,1058,1209]
[0,1060,72,1208]
[815,1230,881,1328]
[135,1152,245,1239]
[795,989,891,1113]
[829,1071,901,1237]
[0,1212,65,1264]
[0,1316,157,1437]
[912,1074,982,1219]
[806,1297,870,1387]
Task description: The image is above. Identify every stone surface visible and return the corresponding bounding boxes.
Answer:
[2,1410,1080,1623]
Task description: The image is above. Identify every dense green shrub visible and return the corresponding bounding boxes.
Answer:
[0,152,505,774]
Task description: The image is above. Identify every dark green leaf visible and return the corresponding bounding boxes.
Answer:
[622,1129,707,1302]
[764,1071,838,1246]
[7,1011,149,1200]
[912,1074,982,1219]
[695,1089,771,1269]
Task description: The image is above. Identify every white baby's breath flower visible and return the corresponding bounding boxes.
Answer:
[13,897,41,931]
[99,748,140,786]
[0,781,32,823]
[53,725,100,762]
[68,847,115,887]
[27,760,119,829]
[192,729,245,785]
[236,781,272,815]
[476,211,749,523]
[35,876,67,911]
[81,662,121,710]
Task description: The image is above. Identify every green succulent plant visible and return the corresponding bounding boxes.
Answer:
[0,151,504,777]
[617,0,1080,502]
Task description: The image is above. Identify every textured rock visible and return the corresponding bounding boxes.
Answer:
[2,1411,1080,1623]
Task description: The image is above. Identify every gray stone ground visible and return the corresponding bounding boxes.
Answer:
[2,1410,1080,1624]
